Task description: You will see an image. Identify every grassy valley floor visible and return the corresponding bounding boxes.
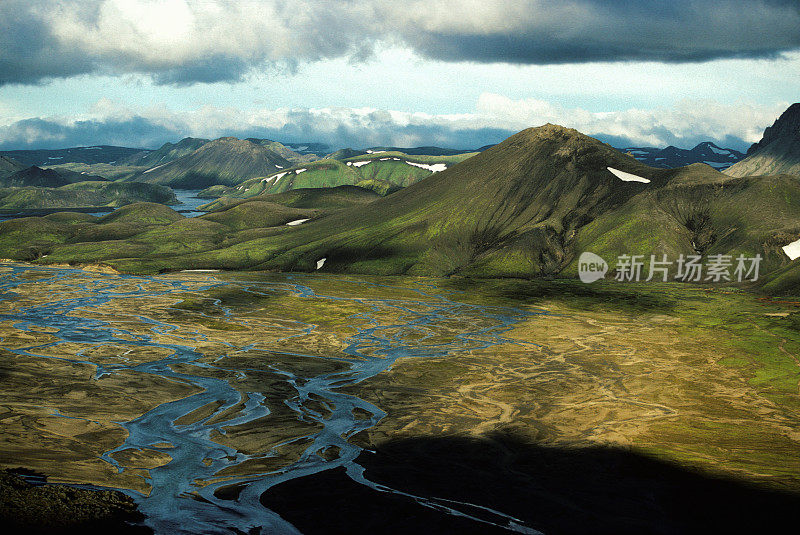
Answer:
[0,264,798,533]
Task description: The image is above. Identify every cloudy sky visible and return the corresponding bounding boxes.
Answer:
[0,0,798,151]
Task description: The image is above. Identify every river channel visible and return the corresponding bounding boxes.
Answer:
[0,263,542,534]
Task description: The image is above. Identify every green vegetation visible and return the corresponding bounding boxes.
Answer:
[199,185,379,212]
[0,181,176,211]
[0,166,75,188]
[45,162,149,181]
[199,151,474,198]
[202,201,317,231]
[119,137,209,167]
[130,137,292,188]
[97,202,184,225]
[2,125,800,295]
[0,217,77,260]
[0,156,25,179]
[0,184,377,266]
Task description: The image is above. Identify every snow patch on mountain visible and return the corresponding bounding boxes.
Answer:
[262,171,287,182]
[144,163,168,173]
[607,167,650,183]
[783,238,800,260]
[406,161,447,172]
[706,144,731,156]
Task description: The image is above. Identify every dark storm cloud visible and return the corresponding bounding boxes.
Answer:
[0,3,96,85]
[404,0,800,64]
[0,1,798,86]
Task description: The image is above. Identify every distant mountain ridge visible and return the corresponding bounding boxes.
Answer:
[199,150,476,199]
[131,137,293,188]
[120,137,210,167]
[0,137,750,186]
[0,181,176,211]
[7,124,800,295]
[1,166,71,188]
[361,145,488,157]
[245,139,320,164]
[620,142,744,170]
[0,145,146,166]
[0,156,25,178]
[0,165,107,188]
[287,142,330,155]
[725,103,800,177]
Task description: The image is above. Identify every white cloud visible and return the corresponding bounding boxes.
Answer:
[0,95,787,152]
[475,93,788,148]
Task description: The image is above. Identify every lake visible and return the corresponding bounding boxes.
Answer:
[0,189,210,222]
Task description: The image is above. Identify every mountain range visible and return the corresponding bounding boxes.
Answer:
[0,145,146,166]
[130,137,293,188]
[621,142,744,170]
[0,165,107,188]
[0,162,174,210]
[2,101,800,292]
[199,150,475,199]
[0,181,175,211]
[4,123,798,295]
[119,137,210,168]
[1,136,751,195]
[0,155,25,177]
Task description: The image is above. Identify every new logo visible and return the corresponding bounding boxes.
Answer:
[578,251,608,283]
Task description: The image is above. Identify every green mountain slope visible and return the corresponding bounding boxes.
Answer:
[0,186,374,264]
[46,138,317,183]
[44,162,148,181]
[0,181,176,211]
[0,156,25,179]
[325,148,363,160]
[0,146,145,166]
[0,166,72,188]
[565,170,800,275]
[199,151,475,199]
[120,137,210,167]
[199,185,380,212]
[246,139,320,164]
[132,137,292,188]
[232,125,669,276]
[1,165,110,188]
[9,124,800,292]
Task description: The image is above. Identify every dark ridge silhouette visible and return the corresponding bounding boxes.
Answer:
[0,469,151,535]
[726,102,800,177]
[261,431,800,535]
[1,166,71,188]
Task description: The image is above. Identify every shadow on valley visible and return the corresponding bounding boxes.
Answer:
[444,277,680,313]
[261,431,799,535]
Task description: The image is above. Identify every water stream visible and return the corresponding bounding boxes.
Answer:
[0,263,543,534]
